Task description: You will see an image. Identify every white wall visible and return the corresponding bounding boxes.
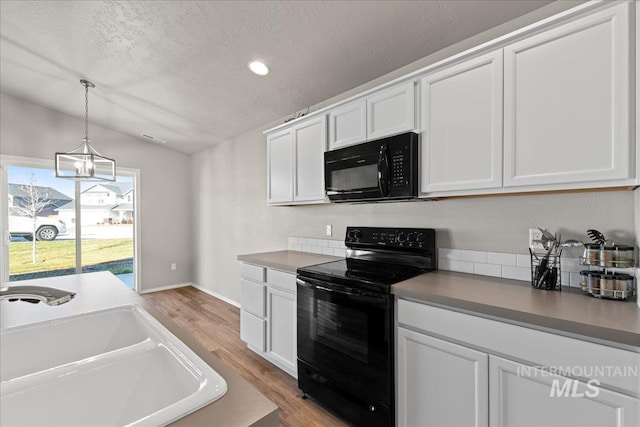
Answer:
[0,93,192,291]
[190,0,637,304]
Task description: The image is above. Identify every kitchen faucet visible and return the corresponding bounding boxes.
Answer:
[0,285,76,306]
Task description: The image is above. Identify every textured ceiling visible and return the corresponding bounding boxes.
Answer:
[1,1,553,154]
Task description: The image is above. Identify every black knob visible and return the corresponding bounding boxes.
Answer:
[407,233,416,242]
[416,233,425,242]
[347,230,355,239]
[397,232,406,243]
[354,230,362,239]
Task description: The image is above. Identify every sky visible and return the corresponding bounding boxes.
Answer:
[8,166,132,199]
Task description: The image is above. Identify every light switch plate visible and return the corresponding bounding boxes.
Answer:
[326,224,332,237]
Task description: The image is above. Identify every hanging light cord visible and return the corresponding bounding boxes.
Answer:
[84,82,89,142]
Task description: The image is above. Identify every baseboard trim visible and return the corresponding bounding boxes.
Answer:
[139,282,190,294]
[191,284,241,308]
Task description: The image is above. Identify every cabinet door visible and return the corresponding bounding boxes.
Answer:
[503,2,631,187]
[421,50,503,194]
[267,129,293,204]
[267,287,296,374]
[328,99,367,150]
[397,327,489,427]
[489,355,639,427]
[293,116,326,202]
[240,310,266,352]
[367,82,415,140]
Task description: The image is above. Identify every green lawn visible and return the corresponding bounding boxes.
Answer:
[9,238,133,275]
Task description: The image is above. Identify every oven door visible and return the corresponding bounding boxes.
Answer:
[296,276,393,405]
[324,141,389,201]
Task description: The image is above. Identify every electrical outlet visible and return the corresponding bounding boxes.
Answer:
[171,263,177,271]
[529,229,546,251]
[326,224,332,237]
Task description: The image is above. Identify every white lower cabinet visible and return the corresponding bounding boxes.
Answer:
[397,327,488,427]
[267,286,296,374]
[397,299,640,427]
[489,355,639,427]
[239,263,297,378]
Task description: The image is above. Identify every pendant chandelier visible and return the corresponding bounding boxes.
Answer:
[55,79,116,181]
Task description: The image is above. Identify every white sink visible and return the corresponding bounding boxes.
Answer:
[0,305,227,426]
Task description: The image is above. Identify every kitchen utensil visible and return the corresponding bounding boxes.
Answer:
[586,229,606,245]
[537,228,558,249]
[561,240,584,247]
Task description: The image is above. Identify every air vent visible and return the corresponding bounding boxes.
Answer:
[141,134,167,144]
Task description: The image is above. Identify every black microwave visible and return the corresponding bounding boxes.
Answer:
[324,132,419,202]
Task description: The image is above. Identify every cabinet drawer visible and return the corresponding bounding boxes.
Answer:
[241,263,265,283]
[398,299,640,396]
[267,269,296,293]
[240,310,266,352]
[241,279,266,317]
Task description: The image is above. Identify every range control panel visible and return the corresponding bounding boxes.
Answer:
[345,226,436,251]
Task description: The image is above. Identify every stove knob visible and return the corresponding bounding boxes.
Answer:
[407,232,416,242]
[347,230,355,240]
[397,232,406,243]
[354,230,362,239]
[416,233,425,242]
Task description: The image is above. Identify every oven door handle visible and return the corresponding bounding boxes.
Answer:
[297,278,387,303]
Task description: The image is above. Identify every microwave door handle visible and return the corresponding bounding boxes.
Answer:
[378,144,389,196]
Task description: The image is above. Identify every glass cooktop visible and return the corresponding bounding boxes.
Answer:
[297,258,426,292]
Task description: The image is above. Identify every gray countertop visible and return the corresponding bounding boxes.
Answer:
[394,270,640,349]
[238,251,640,349]
[237,250,340,274]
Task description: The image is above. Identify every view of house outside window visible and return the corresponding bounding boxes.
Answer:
[6,165,135,289]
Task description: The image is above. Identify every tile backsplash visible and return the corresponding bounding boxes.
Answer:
[439,248,637,289]
[289,236,637,290]
[288,237,347,258]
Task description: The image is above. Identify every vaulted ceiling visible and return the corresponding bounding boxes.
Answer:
[1,1,555,154]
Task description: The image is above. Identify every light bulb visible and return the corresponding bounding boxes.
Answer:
[249,61,269,76]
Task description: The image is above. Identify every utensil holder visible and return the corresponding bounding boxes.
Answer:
[530,248,562,291]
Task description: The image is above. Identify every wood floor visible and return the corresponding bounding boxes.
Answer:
[142,286,348,427]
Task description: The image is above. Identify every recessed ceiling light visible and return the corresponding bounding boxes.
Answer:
[249,61,269,76]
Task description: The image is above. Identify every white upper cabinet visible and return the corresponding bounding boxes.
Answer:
[294,116,327,202]
[367,82,416,140]
[267,129,294,204]
[327,82,416,150]
[267,115,327,205]
[503,2,632,188]
[420,50,503,195]
[328,99,366,150]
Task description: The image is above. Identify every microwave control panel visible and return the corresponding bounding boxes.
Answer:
[390,146,409,189]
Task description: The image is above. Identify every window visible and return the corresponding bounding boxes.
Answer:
[1,156,139,292]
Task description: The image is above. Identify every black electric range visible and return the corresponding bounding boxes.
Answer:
[296,226,436,427]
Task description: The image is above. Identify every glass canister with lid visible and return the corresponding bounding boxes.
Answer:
[582,243,601,265]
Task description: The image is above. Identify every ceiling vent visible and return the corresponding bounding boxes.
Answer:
[141,134,167,145]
